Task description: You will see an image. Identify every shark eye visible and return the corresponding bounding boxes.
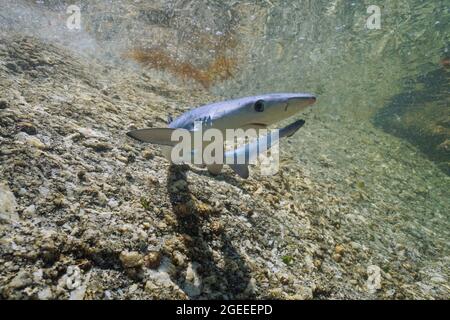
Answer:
[254,100,265,112]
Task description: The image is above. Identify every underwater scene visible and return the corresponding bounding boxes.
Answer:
[0,0,449,300]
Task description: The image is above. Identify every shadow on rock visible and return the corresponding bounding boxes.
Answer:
[167,165,254,299]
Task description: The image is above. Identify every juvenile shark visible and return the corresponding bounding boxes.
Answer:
[127,93,316,178]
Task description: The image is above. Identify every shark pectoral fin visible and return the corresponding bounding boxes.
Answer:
[229,164,250,179]
[127,128,186,146]
[207,164,223,176]
[279,119,306,138]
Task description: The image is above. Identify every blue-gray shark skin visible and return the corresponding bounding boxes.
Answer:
[168,93,316,131]
[127,93,316,178]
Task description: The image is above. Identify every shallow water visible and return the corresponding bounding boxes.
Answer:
[0,0,448,299]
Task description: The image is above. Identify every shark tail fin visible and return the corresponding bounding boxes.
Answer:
[229,164,250,179]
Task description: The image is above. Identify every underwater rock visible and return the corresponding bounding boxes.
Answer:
[119,251,144,269]
[5,62,19,73]
[107,199,119,209]
[0,183,19,223]
[184,262,202,298]
[83,140,113,152]
[97,192,108,206]
[37,287,53,300]
[367,265,382,294]
[17,122,37,135]
[8,271,31,289]
[144,251,162,269]
[16,132,46,149]
[23,204,36,216]
[69,285,88,300]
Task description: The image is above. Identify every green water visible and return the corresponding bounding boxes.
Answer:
[212,1,449,151]
[216,1,448,100]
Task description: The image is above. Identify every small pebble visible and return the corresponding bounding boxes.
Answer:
[119,251,143,269]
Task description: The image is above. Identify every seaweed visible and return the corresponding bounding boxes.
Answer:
[124,47,237,89]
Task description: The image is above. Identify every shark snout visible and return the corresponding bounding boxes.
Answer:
[303,96,316,106]
[287,94,316,110]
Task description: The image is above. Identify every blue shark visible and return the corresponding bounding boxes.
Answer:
[127,93,316,178]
